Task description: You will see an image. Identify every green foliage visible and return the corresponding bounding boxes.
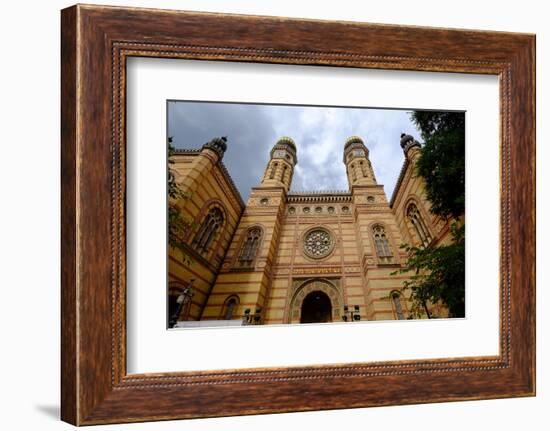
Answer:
[394,223,465,318]
[168,137,193,264]
[411,111,465,220]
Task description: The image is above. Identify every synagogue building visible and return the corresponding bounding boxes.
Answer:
[168,134,452,326]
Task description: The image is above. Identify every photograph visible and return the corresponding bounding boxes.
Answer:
[166,101,465,328]
[49,1,536,426]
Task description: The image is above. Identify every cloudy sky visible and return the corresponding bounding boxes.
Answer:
[168,101,423,201]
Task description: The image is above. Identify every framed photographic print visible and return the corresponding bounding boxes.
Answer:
[61,4,535,425]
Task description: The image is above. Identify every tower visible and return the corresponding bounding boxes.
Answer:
[343,136,377,188]
[396,133,438,248]
[260,136,297,191]
[342,135,408,320]
[400,133,421,161]
[201,137,297,322]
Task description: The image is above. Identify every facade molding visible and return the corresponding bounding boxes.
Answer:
[389,157,410,208]
[287,192,352,204]
[173,148,244,208]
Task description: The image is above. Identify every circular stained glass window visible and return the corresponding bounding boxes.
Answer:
[303,228,334,259]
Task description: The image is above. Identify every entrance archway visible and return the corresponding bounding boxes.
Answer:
[287,278,343,324]
[300,291,332,323]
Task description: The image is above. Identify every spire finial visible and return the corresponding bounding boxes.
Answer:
[400,132,421,155]
[202,136,228,160]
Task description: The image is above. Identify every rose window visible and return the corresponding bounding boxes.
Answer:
[304,229,334,259]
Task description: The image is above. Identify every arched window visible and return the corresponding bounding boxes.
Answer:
[391,292,405,320]
[192,207,224,254]
[407,202,431,247]
[269,162,278,179]
[351,164,357,181]
[373,225,393,264]
[360,161,368,177]
[281,165,288,183]
[238,227,262,267]
[223,296,239,320]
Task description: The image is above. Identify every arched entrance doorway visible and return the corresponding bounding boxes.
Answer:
[300,291,332,323]
[287,279,343,324]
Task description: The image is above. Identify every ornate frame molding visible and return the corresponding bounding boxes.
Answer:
[61,4,535,425]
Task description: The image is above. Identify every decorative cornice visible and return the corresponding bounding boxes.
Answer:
[270,136,298,164]
[276,136,296,150]
[343,135,369,162]
[287,191,352,204]
[344,135,365,150]
[290,190,350,194]
[217,163,245,208]
[389,158,409,208]
[173,148,201,154]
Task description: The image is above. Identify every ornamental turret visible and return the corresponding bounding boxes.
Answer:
[202,136,228,161]
[260,136,297,192]
[343,136,377,188]
[400,133,421,160]
[176,136,228,197]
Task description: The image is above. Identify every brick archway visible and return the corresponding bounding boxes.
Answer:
[287,279,343,324]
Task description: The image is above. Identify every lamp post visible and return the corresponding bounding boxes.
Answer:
[342,305,361,322]
[242,307,263,325]
[169,279,195,328]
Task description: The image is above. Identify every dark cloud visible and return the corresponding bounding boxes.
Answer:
[168,101,278,200]
[168,101,422,201]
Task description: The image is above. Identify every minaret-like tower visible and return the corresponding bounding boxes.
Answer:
[260,136,297,191]
[342,135,408,320]
[343,136,377,188]
[400,132,422,161]
[202,137,297,323]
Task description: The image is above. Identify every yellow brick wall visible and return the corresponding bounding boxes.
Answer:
[202,187,287,320]
[168,150,244,320]
[170,142,453,324]
[391,149,453,248]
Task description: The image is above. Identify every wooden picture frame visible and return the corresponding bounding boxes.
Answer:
[61,4,535,425]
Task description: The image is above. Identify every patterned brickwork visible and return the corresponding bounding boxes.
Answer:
[169,136,450,324]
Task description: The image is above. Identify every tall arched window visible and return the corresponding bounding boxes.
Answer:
[269,162,278,179]
[391,292,405,320]
[223,295,239,320]
[360,161,368,177]
[192,207,224,254]
[281,165,288,183]
[373,225,393,264]
[238,227,262,267]
[351,164,357,181]
[407,202,431,247]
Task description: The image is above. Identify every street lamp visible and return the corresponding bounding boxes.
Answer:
[242,307,263,325]
[169,279,195,328]
[342,305,361,322]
